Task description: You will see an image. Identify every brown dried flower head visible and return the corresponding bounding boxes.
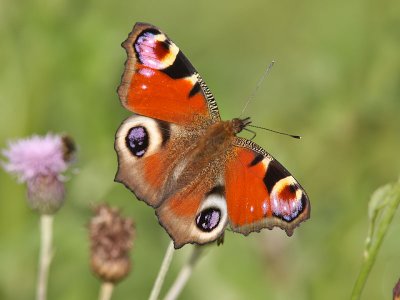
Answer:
[89,204,135,283]
[394,278,400,300]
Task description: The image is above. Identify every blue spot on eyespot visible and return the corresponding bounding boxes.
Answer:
[196,208,221,232]
[125,126,149,158]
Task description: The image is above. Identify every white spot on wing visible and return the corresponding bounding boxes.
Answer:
[186,74,198,85]
[139,68,155,77]
[262,201,268,215]
[262,157,271,169]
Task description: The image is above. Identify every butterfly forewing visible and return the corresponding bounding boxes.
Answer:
[118,22,220,125]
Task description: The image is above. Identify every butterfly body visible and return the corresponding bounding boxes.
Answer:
[115,23,310,248]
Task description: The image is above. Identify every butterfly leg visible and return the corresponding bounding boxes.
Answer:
[243,128,257,141]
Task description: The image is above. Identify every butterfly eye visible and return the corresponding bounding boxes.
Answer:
[195,207,221,232]
[125,126,149,157]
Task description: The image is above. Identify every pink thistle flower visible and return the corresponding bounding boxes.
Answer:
[1,134,76,214]
[2,134,70,182]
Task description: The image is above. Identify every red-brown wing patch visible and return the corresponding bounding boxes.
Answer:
[156,179,228,249]
[224,138,310,236]
[118,22,220,125]
[156,189,204,249]
[141,151,172,190]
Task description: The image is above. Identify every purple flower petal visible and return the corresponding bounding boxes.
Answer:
[1,134,70,182]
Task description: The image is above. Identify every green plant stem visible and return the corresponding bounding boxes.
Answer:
[163,246,203,300]
[149,241,175,300]
[36,214,54,300]
[99,282,114,300]
[351,182,400,300]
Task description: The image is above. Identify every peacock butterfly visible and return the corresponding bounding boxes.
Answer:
[114,22,310,249]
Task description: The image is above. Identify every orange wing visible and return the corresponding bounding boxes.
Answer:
[225,138,310,236]
[118,23,220,125]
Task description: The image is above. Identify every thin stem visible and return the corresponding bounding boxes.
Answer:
[351,181,400,300]
[36,214,54,300]
[163,246,204,300]
[149,241,175,300]
[98,282,114,300]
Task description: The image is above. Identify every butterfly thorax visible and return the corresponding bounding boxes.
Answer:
[185,118,251,167]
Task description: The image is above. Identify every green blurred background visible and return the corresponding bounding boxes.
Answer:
[1,0,400,299]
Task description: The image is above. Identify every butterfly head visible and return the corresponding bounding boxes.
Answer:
[231,117,252,134]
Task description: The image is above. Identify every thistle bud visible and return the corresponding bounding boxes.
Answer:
[27,174,65,214]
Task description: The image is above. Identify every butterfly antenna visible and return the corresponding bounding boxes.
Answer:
[247,124,301,139]
[239,60,275,119]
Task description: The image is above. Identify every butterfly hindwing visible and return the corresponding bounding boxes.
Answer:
[118,23,220,125]
[225,137,310,236]
[156,179,228,249]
